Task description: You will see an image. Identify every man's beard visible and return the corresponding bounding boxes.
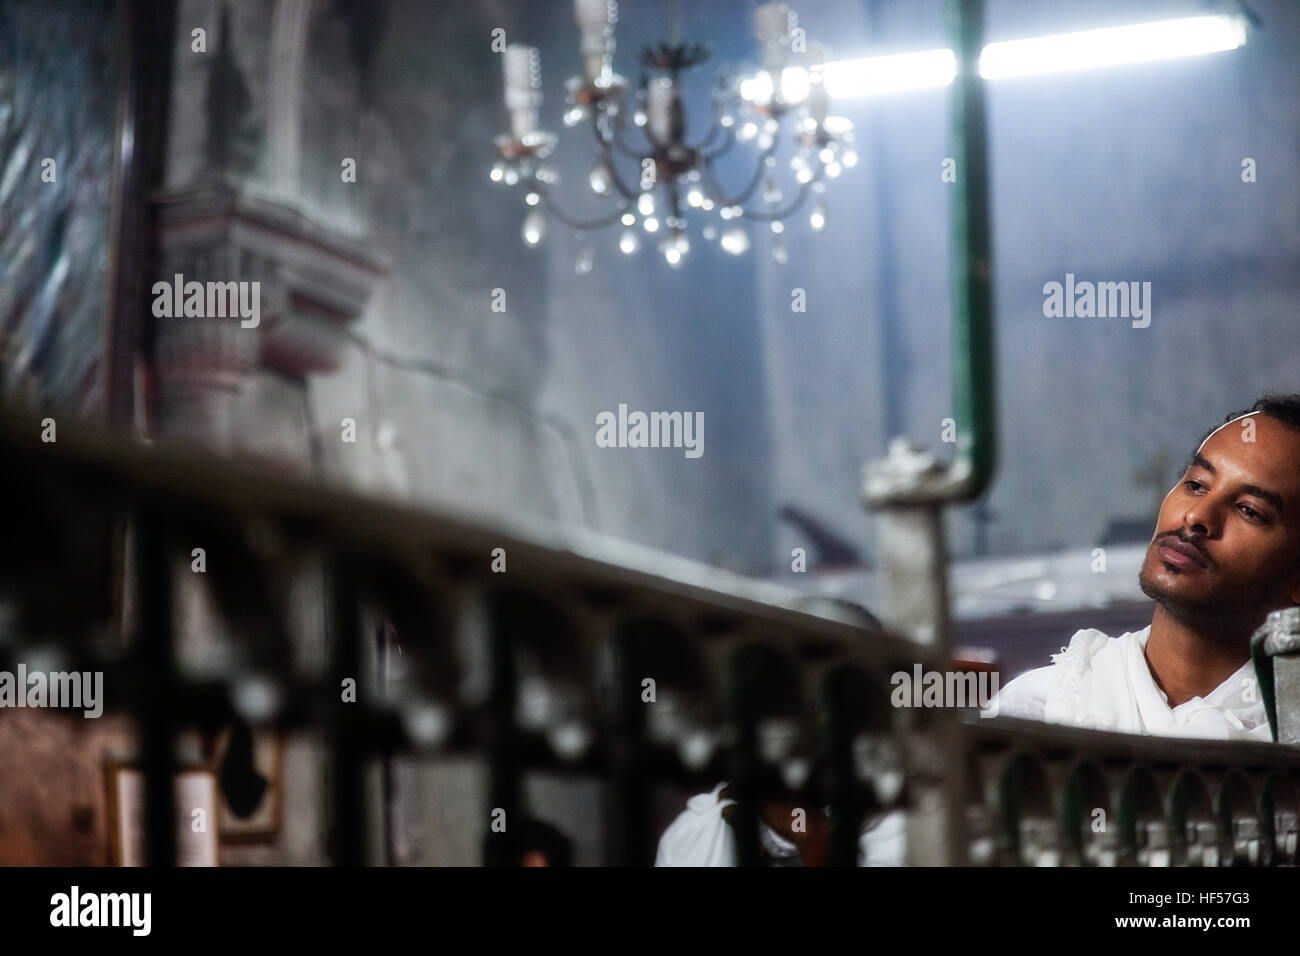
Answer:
[1139,562,1270,638]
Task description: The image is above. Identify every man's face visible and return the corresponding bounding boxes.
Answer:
[1139,414,1300,624]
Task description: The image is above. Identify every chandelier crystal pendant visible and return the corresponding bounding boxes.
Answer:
[492,0,857,270]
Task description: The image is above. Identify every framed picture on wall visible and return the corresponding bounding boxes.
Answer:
[105,760,220,866]
[215,725,284,844]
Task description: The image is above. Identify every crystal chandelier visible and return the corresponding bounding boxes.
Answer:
[492,0,857,269]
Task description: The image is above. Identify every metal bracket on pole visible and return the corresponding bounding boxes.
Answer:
[1251,607,1300,744]
[865,440,954,649]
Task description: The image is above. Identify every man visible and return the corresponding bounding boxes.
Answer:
[654,781,906,867]
[656,394,1300,865]
[995,394,1300,739]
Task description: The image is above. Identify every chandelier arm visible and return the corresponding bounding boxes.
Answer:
[606,118,650,160]
[536,187,631,231]
[593,110,643,161]
[697,83,744,157]
[702,137,780,206]
[697,123,736,160]
[584,116,645,200]
[590,110,615,149]
[602,151,646,202]
[690,119,728,154]
[736,179,816,222]
[611,124,650,160]
[702,83,743,153]
[667,182,682,221]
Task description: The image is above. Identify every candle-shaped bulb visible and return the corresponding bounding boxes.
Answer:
[754,3,792,75]
[575,0,618,84]
[646,76,678,144]
[503,44,543,140]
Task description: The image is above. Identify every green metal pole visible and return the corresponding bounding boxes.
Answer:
[948,0,996,502]
[864,0,996,509]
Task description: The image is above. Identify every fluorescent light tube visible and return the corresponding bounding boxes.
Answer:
[810,14,1247,98]
[979,14,1248,80]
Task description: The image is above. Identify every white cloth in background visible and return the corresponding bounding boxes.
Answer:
[654,781,907,867]
[992,625,1270,741]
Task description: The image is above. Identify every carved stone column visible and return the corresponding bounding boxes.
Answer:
[153,183,384,472]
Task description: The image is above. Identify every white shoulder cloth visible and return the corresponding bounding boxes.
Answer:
[1043,626,1270,740]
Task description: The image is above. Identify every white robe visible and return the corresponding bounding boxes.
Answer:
[654,783,907,867]
[993,625,1270,740]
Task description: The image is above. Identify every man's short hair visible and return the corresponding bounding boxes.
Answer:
[1191,393,1300,466]
[1236,394,1300,431]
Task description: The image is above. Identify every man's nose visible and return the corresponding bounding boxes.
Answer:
[1181,496,1222,537]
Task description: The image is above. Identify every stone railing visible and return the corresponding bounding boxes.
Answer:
[0,412,1296,865]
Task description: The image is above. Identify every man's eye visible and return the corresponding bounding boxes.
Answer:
[1183,479,1204,492]
[1239,505,1263,521]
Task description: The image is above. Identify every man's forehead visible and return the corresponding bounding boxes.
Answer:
[1196,412,1261,455]
[1195,413,1300,497]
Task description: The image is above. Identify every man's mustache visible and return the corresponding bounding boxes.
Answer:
[1153,529,1215,569]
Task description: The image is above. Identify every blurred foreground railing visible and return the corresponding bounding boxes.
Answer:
[1,412,1298,866]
